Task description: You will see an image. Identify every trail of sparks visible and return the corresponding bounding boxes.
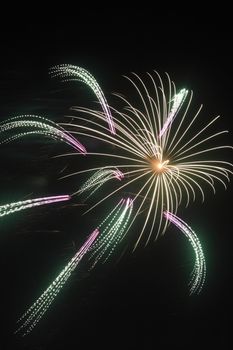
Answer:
[159,88,188,138]
[77,167,124,198]
[15,229,99,336]
[0,195,70,218]
[0,115,86,153]
[164,211,206,294]
[89,197,133,268]
[50,64,115,134]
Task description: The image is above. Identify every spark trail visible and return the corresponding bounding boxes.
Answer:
[50,64,115,134]
[0,115,86,153]
[164,211,206,294]
[159,88,188,138]
[0,195,70,218]
[76,167,124,198]
[89,197,133,268]
[15,229,99,336]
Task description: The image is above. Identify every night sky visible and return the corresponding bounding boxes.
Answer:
[0,7,232,349]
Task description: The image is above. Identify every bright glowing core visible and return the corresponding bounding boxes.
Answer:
[151,159,169,173]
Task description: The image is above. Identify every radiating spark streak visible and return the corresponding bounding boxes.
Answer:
[159,88,188,138]
[0,195,70,218]
[49,64,115,134]
[123,74,158,149]
[67,126,147,159]
[65,112,151,157]
[55,151,148,165]
[112,103,159,154]
[74,96,161,156]
[176,172,205,202]
[0,115,86,153]
[146,72,163,136]
[15,229,99,336]
[172,131,229,160]
[144,177,160,245]
[174,146,233,163]
[65,107,155,157]
[164,211,206,294]
[178,169,216,193]
[127,175,158,243]
[132,74,158,136]
[169,115,220,156]
[178,166,229,189]
[59,164,146,180]
[111,174,158,250]
[133,176,158,249]
[165,92,196,153]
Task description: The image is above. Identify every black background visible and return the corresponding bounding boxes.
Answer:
[0,6,232,349]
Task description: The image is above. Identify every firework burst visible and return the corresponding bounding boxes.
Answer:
[0,67,231,337]
[56,69,232,249]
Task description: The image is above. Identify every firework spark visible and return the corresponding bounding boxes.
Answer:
[56,71,232,249]
[0,195,70,218]
[159,88,188,138]
[50,64,115,134]
[0,115,86,153]
[15,229,99,336]
[164,211,206,294]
